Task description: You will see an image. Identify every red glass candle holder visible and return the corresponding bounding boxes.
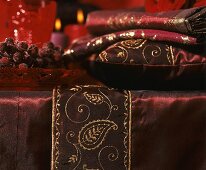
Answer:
[0,0,56,45]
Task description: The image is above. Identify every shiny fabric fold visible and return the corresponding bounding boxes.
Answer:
[52,85,206,169]
[0,91,52,170]
[64,29,199,61]
[131,90,206,170]
[86,6,206,36]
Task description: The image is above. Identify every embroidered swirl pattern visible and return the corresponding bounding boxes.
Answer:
[98,39,175,65]
[52,85,131,170]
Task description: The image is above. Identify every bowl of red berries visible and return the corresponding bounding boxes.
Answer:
[0,38,79,90]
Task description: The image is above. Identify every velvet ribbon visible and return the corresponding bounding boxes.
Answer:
[52,85,206,169]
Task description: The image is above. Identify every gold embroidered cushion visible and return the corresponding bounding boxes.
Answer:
[93,39,206,90]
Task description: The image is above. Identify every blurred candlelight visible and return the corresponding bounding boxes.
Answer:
[77,9,84,24]
[64,8,88,46]
[50,18,68,49]
[55,18,61,31]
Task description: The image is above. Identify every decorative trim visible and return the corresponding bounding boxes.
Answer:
[51,87,61,170]
[128,91,132,170]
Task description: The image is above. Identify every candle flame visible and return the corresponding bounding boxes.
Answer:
[55,18,61,31]
[77,9,84,24]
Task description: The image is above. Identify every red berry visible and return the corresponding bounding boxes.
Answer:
[0,57,9,64]
[18,63,28,69]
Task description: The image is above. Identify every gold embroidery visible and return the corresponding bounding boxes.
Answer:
[51,87,61,170]
[66,130,82,169]
[78,120,118,150]
[141,30,145,38]
[169,46,175,65]
[65,86,91,124]
[98,146,119,170]
[116,46,128,63]
[52,85,131,169]
[83,92,104,105]
[121,39,146,49]
[128,91,132,170]
[120,31,135,38]
[169,18,184,25]
[68,155,78,163]
[123,90,132,170]
[99,43,129,63]
[142,45,162,63]
[106,34,116,41]
[99,51,108,62]
[166,45,175,65]
[181,36,190,44]
[95,38,103,45]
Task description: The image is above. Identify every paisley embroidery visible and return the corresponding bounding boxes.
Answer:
[78,120,118,150]
[52,85,131,170]
[83,92,104,105]
[98,39,178,66]
[121,39,146,49]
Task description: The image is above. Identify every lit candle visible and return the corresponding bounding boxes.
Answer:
[50,18,68,49]
[64,9,88,45]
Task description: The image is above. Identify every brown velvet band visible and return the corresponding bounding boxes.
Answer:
[52,85,206,169]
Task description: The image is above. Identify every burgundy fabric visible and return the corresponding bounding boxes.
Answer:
[131,90,206,169]
[88,39,206,90]
[96,39,206,65]
[0,91,52,170]
[86,6,206,36]
[64,29,199,61]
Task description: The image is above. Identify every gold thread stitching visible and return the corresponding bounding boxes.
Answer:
[52,87,61,170]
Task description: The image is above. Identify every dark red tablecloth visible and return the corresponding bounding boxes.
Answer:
[1,87,206,170]
[0,91,52,170]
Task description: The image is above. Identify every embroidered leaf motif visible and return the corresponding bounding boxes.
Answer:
[83,92,104,105]
[70,88,79,92]
[78,120,118,150]
[68,155,78,163]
